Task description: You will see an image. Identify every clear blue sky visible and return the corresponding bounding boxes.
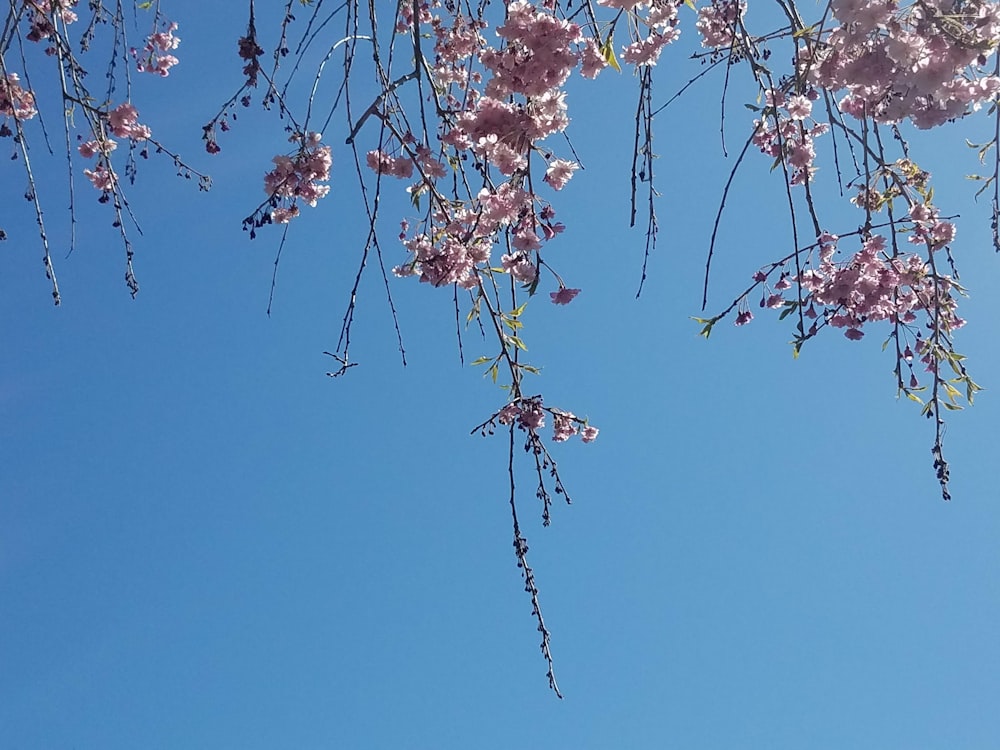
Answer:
[2,3,999,747]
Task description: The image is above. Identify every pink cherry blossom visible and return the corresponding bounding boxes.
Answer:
[0,73,38,120]
[550,287,580,305]
[579,39,607,79]
[786,95,812,120]
[78,139,117,158]
[108,103,151,141]
[544,159,578,190]
[263,133,332,223]
[136,22,181,76]
[83,165,114,192]
[552,412,578,442]
[697,0,746,48]
[366,150,414,179]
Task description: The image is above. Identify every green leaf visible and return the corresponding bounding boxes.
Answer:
[506,335,528,351]
[906,392,924,405]
[509,300,528,318]
[600,37,622,73]
[691,316,717,339]
[778,302,799,321]
[524,273,540,296]
[137,0,153,8]
[966,379,982,403]
[470,356,492,366]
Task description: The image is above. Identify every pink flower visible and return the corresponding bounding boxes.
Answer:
[366,149,414,178]
[501,253,537,283]
[0,73,37,120]
[136,22,180,76]
[271,206,300,224]
[735,310,753,326]
[543,159,578,191]
[552,412,578,442]
[108,103,151,140]
[550,287,580,305]
[786,94,813,120]
[621,30,679,67]
[480,1,581,98]
[579,39,607,79]
[498,403,522,425]
[262,134,333,224]
[581,425,599,443]
[516,399,545,430]
[697,0,746,48]
[83,166,114,192]
[78,139,117,158]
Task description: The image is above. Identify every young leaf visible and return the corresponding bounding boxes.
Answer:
[600,37,622,72]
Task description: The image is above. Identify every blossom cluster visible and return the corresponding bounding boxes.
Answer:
[908,203,958,251]
[805,0,1000,128]
[391,181,565,289]
[1,73,37,121]
[108,102,152,141]
[373,0,697,306]
[481,1,582,97]
[754,228,963,340]
[77,103,153,193]
[617,0,683,66]
[24,0,78,42]
[751,89,829,185]
[263,132,332,224]
[377,1,621,302]
[696,0,746,48]
[134,21,181,76]
[497,398,599,443]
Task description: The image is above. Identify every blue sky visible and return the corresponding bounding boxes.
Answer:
[2,2,1000,747]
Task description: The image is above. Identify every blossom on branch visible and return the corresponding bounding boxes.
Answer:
[263,132,332,223]
[134,21,180,76]
[0,73,37,121]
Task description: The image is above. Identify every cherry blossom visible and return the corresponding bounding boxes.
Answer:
[135,21,181,76]
[544,159,578,190]
[0,73,38,120]
[262,132,332,223]
[550,288,581,305]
